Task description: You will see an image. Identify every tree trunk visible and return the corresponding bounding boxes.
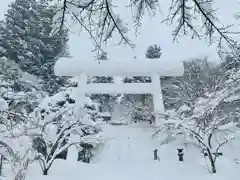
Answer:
[43,169,48,175]
[0,155,3,176]
[209,156,216,173]
[153,149,158,160]
[206,148,216,173]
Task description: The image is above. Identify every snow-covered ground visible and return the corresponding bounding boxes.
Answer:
[4,123,240,180]
[92,123,158,164]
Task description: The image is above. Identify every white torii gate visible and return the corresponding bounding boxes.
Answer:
[54,58,184,122]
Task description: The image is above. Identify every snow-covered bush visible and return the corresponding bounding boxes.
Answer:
[0,110,36,179]
[155,88,240,173]
[131,96,155,124]
[30,87,103,175]
[132,104,154,124]
[0,90,36,178]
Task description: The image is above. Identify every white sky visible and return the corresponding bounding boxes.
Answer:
[1,0,239,63]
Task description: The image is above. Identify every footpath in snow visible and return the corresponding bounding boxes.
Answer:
[92,123,158,164]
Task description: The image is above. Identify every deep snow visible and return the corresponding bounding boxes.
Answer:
[54,57,184,77]
[4,123,240,180]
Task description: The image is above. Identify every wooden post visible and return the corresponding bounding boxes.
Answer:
[0,154,3,176]
[153,149,158,160]
[177,148,184,162]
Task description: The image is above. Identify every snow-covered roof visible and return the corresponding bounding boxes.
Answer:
[54,57,184,77]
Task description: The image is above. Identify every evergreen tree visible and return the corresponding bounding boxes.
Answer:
[0,0,69,94]
[0,56,45,114]
[161,58,225,110]
[221,52,240,71]
[145,44,162,59]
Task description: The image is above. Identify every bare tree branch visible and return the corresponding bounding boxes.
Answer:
[50,0,240,58]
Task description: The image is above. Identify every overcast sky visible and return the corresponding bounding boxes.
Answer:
[1,0,239,63]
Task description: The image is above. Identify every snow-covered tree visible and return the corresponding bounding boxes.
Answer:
[31,112,101,175]
[0,0,69,94]
[0,57,45,114]
[30,87,103,175]
[221,43,240,71]
[131,95,155,124]
[162,58,225,109]
[155,83,240,173]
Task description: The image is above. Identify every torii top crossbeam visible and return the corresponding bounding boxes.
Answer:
[54,58,184,77]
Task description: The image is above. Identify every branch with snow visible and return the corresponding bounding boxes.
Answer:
[50,0,239,56]
[32,113,102,175]
[51,0,133,55]
[154,86,240,173]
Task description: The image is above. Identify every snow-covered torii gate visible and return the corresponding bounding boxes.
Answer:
[54,58,184,122]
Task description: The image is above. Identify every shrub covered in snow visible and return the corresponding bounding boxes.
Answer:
[131,96,155,124]
[30,87,103,175]
[155,88,240,173]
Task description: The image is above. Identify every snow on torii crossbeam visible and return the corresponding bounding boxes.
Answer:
[54,58,184,117]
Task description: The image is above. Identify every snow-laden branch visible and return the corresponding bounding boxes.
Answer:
[50,0,239,56]
[154,88,240,173]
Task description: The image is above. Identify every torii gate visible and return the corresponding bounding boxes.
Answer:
[54,58,184,123]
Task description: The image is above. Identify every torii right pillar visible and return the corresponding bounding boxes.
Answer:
[151,73,165,125]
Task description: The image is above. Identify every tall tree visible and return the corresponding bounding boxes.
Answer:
[0,0,69,94]
[161,58,225,110]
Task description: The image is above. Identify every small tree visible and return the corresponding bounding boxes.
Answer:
[31,87,103,175]
[31,112,101,175]
[154,87,240,173]
[1,0,69,94]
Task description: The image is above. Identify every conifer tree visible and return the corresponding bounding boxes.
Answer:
[0,0,69,94]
